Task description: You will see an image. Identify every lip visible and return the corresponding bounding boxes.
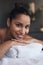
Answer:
[17,35,24,39]
[16,33,24,38]
[15,32,24,39]
[18,35,24,38]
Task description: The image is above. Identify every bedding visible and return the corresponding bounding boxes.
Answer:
[0,42,43,65]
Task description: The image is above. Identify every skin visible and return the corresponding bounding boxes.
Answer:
[0,14,43,58]
[0,28,6,38]
[7,14,30,40]
[0,14,31,58]
[7,13,43,44]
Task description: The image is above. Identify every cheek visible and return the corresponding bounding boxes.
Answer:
[12,25,20,32]
[14,27,20,31]
[26,29,29,34]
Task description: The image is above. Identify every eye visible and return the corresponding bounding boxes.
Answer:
[15,22,23,27]
[25,25,30,29]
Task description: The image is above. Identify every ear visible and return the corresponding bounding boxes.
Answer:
[7,18,10,27]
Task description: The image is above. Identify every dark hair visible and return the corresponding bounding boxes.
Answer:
[9,3,31,22]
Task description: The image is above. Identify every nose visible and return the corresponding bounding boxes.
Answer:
[20,27,26,35]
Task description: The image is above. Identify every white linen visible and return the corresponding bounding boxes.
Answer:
[0,42,43,65]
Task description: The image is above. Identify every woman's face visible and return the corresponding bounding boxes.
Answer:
[9,14,30,39]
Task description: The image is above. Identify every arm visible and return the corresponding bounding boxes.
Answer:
[24,35,43,44]
[0,40,27,58]
[31,38,43,44]
[0,40,15,58]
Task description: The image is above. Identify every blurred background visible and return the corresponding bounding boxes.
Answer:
[0,0,43,40]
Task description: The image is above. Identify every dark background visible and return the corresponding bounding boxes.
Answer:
[0,0,43,40]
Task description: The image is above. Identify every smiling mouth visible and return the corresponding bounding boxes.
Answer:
[16,33,24,39]
[17,35,24,38]
[15,31,24,39]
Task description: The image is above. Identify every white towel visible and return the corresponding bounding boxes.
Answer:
[0,42,43,65]
[5,42,42,59]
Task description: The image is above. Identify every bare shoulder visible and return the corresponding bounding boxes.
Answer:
[24,35,43,44]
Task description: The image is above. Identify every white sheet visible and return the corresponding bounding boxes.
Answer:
[0,42,43,65]
[0,55,43,65]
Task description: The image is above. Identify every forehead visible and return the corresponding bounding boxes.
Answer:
[12,14,30,25]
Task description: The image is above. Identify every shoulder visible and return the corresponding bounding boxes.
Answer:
[0,28,11,43]
[0,28,6,43]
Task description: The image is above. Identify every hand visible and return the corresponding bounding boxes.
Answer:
[11,39,31,45]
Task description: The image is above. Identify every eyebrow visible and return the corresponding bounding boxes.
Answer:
[25,24,30,28]
[15,22,30,27]
[15,22,23,26]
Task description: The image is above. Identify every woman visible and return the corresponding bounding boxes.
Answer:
[0,4,43,60]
